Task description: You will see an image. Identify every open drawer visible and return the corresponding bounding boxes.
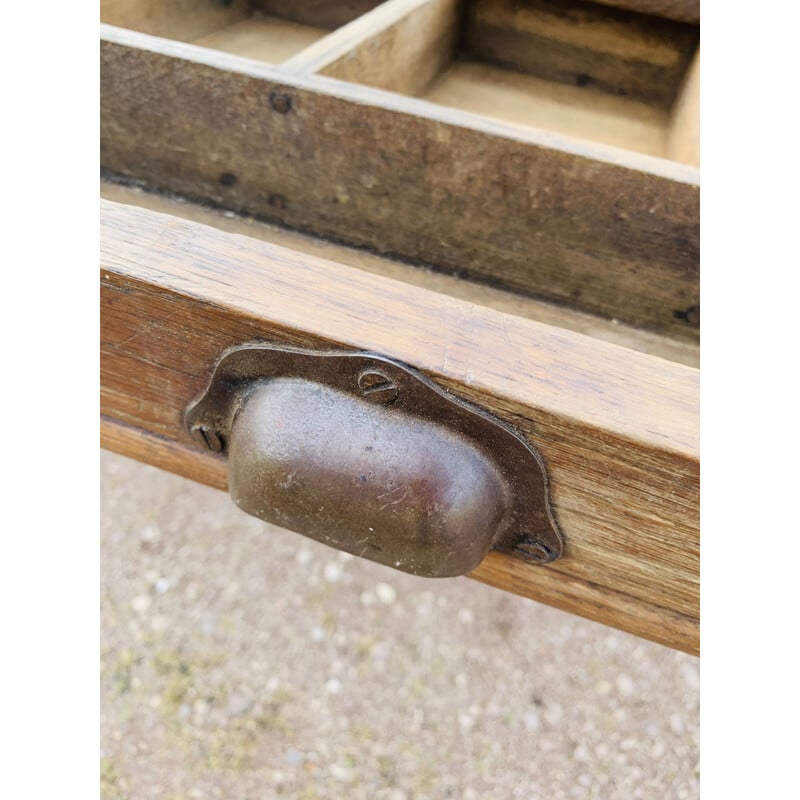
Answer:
[100,0,699,654]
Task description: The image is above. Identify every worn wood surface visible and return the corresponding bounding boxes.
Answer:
[100,25,699,338]
[590,0,699,24]
[100,200,699,653]
[283,0,693,161]
[192,16,327,64]
[461,0,698,108]
[286,0,459,96]
[100,0,250,42]
[667,47,700,167]
[250,0,382,29]
[102,416,698,655]
[102,181,699,367]
[423,61,671,158]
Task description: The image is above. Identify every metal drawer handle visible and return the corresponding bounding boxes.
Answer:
[186,343,562,577]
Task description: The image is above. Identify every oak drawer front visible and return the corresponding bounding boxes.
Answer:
[101,198,698,653]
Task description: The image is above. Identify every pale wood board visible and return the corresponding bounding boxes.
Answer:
[423,61,670,159]
[100,25,700,338]
[100,0,250,42]
[297,0,460,97]
[250,0,382,29]
[667,47,700,167]
[101,181,698,368]
[100,200,699,654]
[192,16,327,64]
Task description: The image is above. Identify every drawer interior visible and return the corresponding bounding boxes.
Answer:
[322,0,700,164]
[101,0,699,162]
[101,0,699,339]
[100,0,384,64]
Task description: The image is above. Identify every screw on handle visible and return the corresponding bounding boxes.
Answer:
[357,369,399,404]
[513,537,557,564]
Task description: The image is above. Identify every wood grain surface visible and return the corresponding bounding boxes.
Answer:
[100,0,250,42]
[101,181,699,367]
[461,0,698,107]
[290,0,460,96]
[281,0,694,160]
[251,0,382,29]
[667,47,700,167]
[192,16,327,64]
[100,200,699,653]
[100,24,700,338]
[589,0,699,24]
[422,61,671,158]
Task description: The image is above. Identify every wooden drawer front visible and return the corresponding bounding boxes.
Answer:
[100,0,700,652]
[101,199,698,653]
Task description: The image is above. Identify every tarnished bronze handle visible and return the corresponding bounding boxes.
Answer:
[186,344,562,578]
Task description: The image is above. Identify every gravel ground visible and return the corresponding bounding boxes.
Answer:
[101,451,699,800]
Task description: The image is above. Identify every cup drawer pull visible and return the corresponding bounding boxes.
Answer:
[186,343,562,577]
